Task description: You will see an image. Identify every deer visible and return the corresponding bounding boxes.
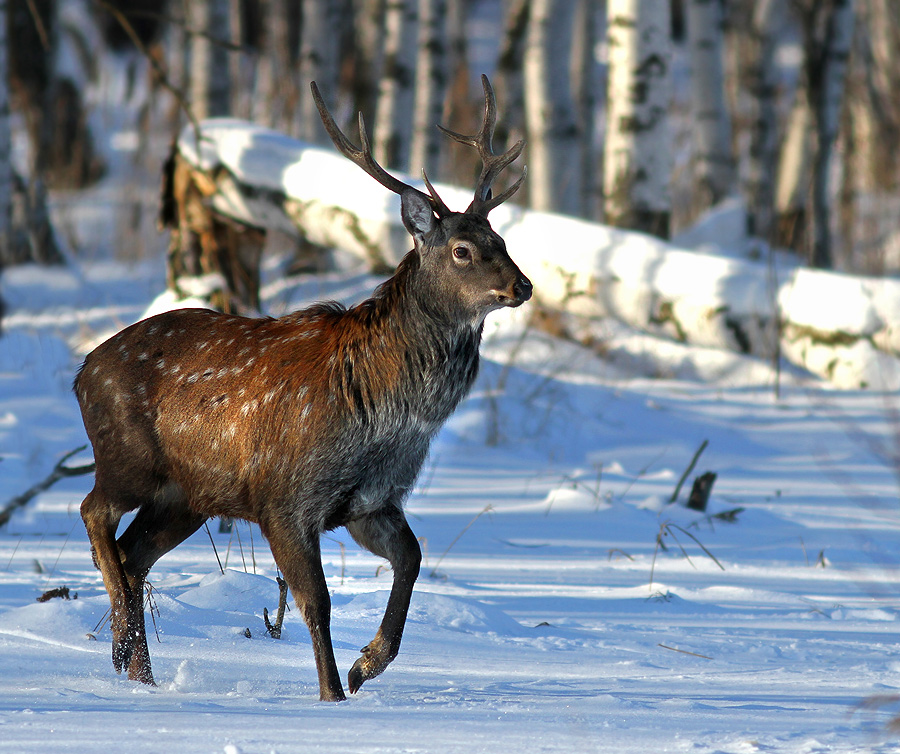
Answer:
[74,75,531,702]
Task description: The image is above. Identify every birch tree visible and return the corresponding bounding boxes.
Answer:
[839,0,900,271]
[189,0,232,119]
[0,0,11,280]
[351,0,386,128]
[774,85,812,252]
[374,0,418,171]
[255,0,300,132]
[410,0,448,177]
[603,0,672,238]
[571,0,599,217]
[687,0,734,209]
[297,0,343,144]
[744,0,783,242]
[494,0,529,153]
[524,0,579,215]
[797,0,856,269]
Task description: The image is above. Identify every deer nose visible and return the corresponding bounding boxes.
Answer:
[514,276,533,303]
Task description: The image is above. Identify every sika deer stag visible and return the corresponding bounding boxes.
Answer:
[75,75,531,701]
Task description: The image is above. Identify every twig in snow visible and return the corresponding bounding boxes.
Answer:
[649,520,725,589]
[264,577,289,639]
[686,471,717,512]
[36,586,74,602]
[323,536,346,585]
[204,523,225,574]
[0,446,96,528]
[658,643,712,660]
[429,505,493,578]
[670,439,709,503]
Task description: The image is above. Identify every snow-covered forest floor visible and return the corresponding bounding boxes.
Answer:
[3,135,900,752]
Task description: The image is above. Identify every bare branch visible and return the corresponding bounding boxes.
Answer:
[0,446,95,528]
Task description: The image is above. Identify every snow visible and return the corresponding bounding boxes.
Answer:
[3,130,900,752]
[4,240,900,753]
[176,119,900,390]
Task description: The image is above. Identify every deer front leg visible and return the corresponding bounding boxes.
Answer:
[266,522,346,702]
[346,509,422,694]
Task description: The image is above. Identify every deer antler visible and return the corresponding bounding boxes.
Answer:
[310,82,452,218]
[437,74,526,217]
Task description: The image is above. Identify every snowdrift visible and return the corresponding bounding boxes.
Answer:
[177,118,900,390]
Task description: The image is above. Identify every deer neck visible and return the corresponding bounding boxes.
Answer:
[346,257,482,422]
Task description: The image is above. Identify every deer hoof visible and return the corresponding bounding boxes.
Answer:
[348,660,366,694]
[348,646,391,693]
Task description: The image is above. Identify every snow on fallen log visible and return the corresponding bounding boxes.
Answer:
[176,118,900,390]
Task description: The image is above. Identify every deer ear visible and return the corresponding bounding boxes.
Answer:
[401,190,438,243]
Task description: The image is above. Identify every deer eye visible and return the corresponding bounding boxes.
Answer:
[453,245,470,260]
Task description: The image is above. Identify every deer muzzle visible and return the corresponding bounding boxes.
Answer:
[495,273,533,308]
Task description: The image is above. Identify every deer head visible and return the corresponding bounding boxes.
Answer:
[310,75,532,327]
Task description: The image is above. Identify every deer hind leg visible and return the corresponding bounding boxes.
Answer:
[115,488,207,684]
[81,487,140,679]
[346,508,421,694]
[264,520,346,702]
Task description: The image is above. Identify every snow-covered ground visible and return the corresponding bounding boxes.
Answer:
[3,225,900,753]
[3,117,900,754]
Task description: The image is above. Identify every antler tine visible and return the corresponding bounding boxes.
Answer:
[436,74,525,216]
[480,165,527,214]
[310,81,446,214]
[421,170,452,217]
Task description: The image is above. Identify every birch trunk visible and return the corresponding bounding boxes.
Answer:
[297,0,343,144]
[571,0,599,218]
[441,0,471,187]
[410,0,448,177]
[190,0,232,119]
[374,0,418,171]
[805,0,856,269]
[774,84,811,252]
[352,0,386,128]
[494,0,529,156]
[0,0,10,275]
[687,0,734,208]
[862,0,900,192]
[839,0,900,272]
[603,0,672,238]
[744,0,783,242]
[256,0,300,132]
[524,0,580,215]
